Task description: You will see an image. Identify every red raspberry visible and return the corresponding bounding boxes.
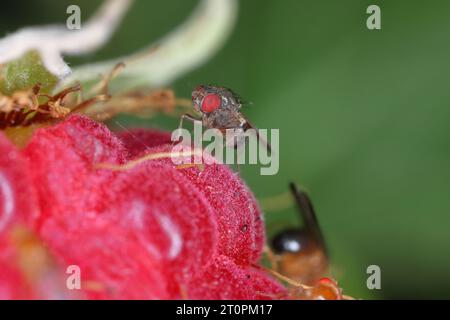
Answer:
[0,115,286,299]
[119,137,265,265]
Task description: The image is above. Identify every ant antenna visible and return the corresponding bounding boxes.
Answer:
[289,182,328,257]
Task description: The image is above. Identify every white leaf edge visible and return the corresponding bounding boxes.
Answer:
[0,0,133,78]
[58,0,238,94]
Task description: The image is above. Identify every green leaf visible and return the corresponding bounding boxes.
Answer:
[0,50,58,95]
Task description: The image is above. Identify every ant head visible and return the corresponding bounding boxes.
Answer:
[192,85,241,114]
[271,228,318,254]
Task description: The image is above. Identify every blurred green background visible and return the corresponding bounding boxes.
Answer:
[2,0,450,299]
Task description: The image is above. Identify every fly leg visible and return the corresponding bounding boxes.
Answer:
[242,120,272,154]
[173,113,202,145]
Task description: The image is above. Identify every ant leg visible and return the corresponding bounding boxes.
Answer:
[255,290,288,300]
[261,264,312,291]
[263,245,279,271]
[179,283,189,300]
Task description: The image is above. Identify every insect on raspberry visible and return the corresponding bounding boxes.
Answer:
[261,183,353,299]
[256,183,353,300]
[266,183,328,286]
[178,85,271,152]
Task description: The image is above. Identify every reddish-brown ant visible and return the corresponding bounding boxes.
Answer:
[269,183,328,285]
[264,183,350,300]
[178,85,271,152]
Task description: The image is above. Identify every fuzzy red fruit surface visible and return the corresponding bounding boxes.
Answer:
[117,128,171,158]
[39,215,170,299]
[0,116,286,300]
[0,235,34,299]
[118,139,264,265]
[22,114,127,230]
[187,255,286,299]
[116,129,283,298]
[0,132,39,228]
[0,133,48,299]
[20,116,172,299]
[103,164,218,297]
[174,155,264,265]
[201,94,221,113]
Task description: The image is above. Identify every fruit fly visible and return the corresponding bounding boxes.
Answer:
[264,183,348,299]
[178,85,271,152]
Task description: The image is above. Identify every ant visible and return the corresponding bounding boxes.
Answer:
[264,183,350,300]
[177,85,271,152]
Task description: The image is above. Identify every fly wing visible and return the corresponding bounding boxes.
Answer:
[214,111,271,153]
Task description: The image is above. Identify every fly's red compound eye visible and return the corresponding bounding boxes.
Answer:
[201,94,221,113]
